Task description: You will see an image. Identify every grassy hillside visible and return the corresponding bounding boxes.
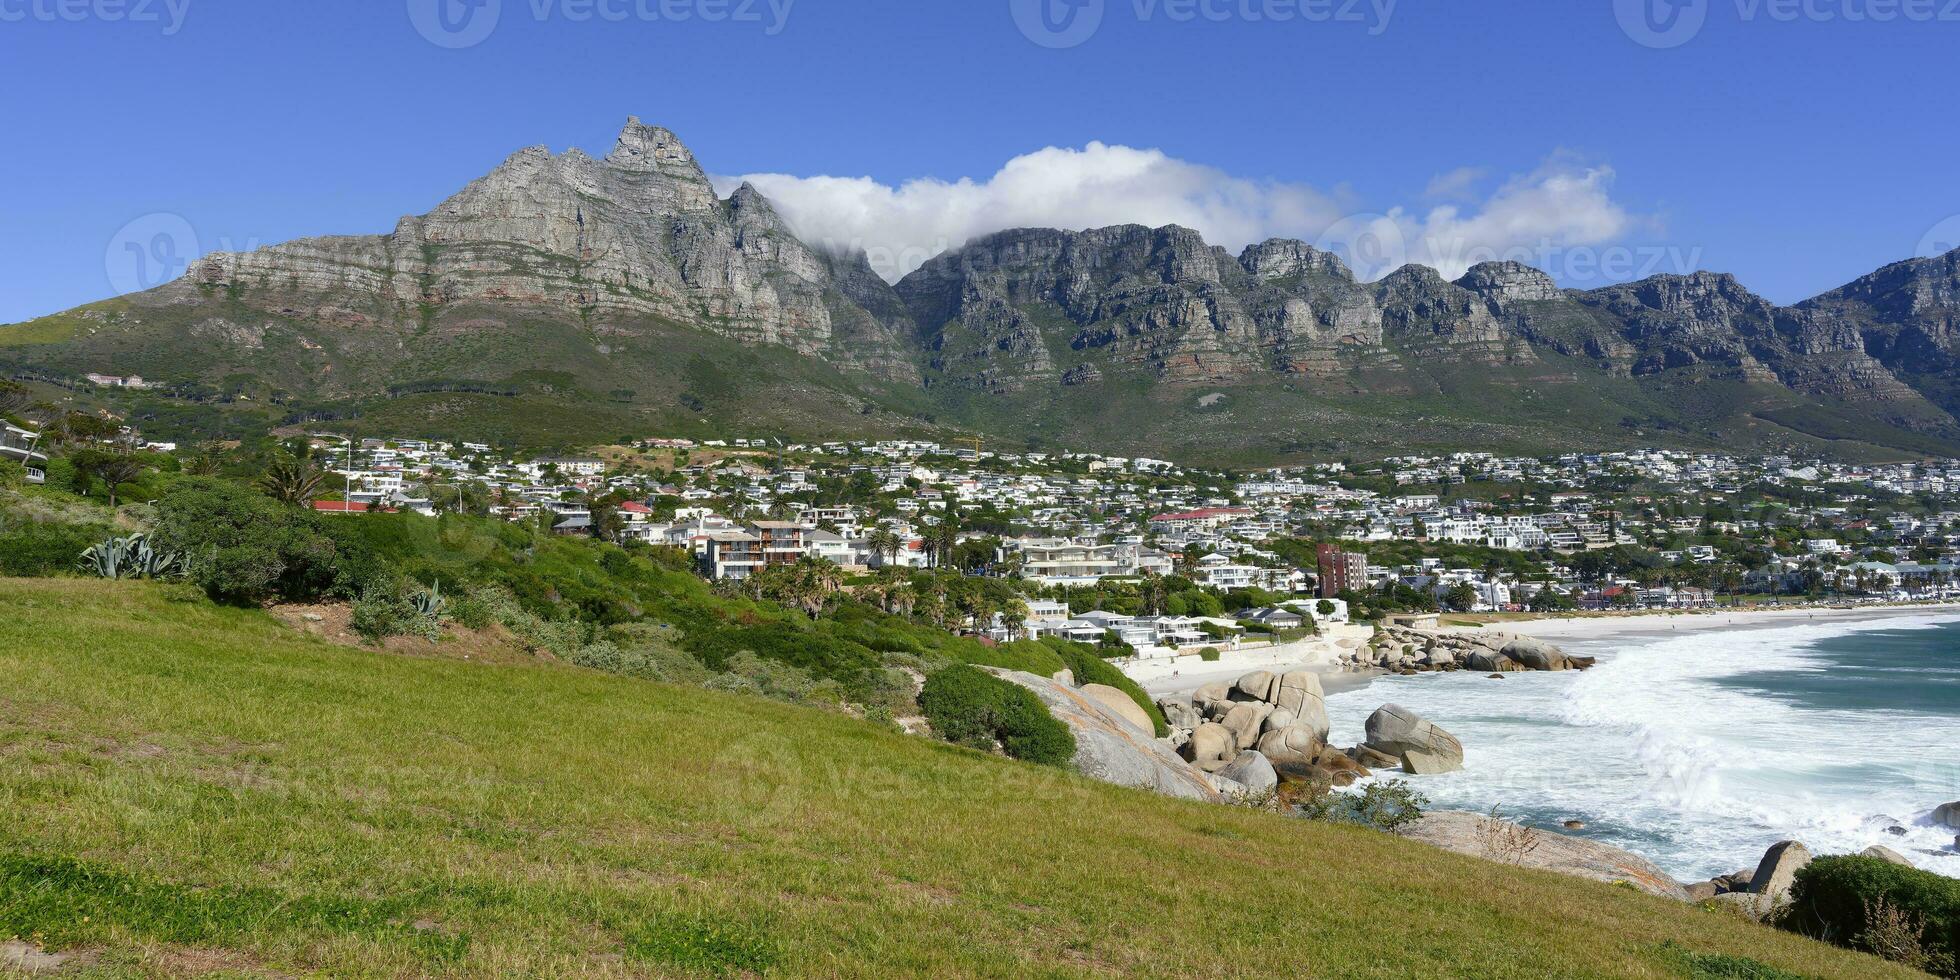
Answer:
[0,578,1917,978]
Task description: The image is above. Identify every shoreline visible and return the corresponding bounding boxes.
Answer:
[1124,604,1960,701]
[1466,601,1960,645]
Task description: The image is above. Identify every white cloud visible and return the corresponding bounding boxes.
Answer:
[1423,166,1486,202]
[716,145,1640,285]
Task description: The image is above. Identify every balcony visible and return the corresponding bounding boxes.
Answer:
[2,424,47,485]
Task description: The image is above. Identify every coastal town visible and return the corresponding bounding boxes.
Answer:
[96,429,1950,653]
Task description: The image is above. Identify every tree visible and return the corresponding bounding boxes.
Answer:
[1443,582,1480,612]
[865,527,901,567]
[0,380,31,418]
[68,447,144,508]
[258,448,327,507]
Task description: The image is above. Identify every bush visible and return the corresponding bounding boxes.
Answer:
[1198,647,1221,662]
[151,478,372,605]
[1299,779,1428,834]
[961,640,1067,676]
[918,664,1075,766]
[0,520,114,576]
[1783,855,1959,975]
[351,580,437,643]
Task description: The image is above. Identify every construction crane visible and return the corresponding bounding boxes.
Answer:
[958,436,984,457]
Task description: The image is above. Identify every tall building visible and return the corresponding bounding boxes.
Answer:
[1317,544,1368,599]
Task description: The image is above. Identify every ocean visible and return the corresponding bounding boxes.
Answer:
[1321,612,1960,883]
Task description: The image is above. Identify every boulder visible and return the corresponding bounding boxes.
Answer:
[1051,668,1075,686]
[1712,869,1754,893]
[1746,840,1812,905]
[1192,681,1232,707]
[1219,702,1273,751]
[1711,891,1775,920]
[1402,811,1690,900]
[1501,635,1569,671]
[1216,750,1278,796]
[1262,707,1297,734]
[1209,774,1251,797]
[1312,747,1370,787]
[1234,670,1281,703]
[1363,704,1464,775]
[1685,880,1721,902]
[1273,765,1333,799]
[1933,801,1960,830]
[1351,744,1401,770]
[1465,649,1521,673]
[1081,684,1154,735]
[1255,724,1326,766]
[1273,670,1330,738]
[1182,722,1235,764]
[1157,697,1201,731]
[1859,844,1913,867]
[987,670,1220,802]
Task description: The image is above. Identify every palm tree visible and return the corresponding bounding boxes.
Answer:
[259,446,326,507]
[866,527,901,568]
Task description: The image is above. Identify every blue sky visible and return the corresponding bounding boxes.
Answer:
[2,0,1957,323]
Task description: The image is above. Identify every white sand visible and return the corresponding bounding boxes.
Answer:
[1478,602,1960,643]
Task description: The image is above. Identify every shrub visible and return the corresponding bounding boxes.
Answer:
[918,664,1075,767]
[1299,779,1429,834]
[151,478,369,605]
[0,520,114,576]
[351,580,437,643]
[1198,647,1221,662]
[960,640,1066,676]
[1783,855,1958,976]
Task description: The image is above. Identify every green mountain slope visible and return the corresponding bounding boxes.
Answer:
[0,578,1919,977]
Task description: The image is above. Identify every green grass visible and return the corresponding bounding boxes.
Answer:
[0,578,1922,977]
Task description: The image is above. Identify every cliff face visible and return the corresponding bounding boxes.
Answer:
[179,118,919,381]
[1794,250,1960,410]
[9,119,1960,458]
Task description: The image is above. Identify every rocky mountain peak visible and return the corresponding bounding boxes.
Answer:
[1239,239,1355,283]
[1454,261,1564,305]
[606,116,701,173]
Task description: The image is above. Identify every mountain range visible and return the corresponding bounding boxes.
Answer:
[6,117,1960,462]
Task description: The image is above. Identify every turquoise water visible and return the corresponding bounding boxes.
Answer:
[1717,619,1960,715]
[1323,613,1960,883]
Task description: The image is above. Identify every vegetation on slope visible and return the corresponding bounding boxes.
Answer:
[0,578,1923,978]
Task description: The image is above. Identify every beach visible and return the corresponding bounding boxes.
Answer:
[1315,604,1960,882]
[1125,624,1379,698]
[1487,602,1960,643]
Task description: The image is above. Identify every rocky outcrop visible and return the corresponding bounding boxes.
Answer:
[1164,669,1361,789]
[1747,840,1813,906]
[1334,626,1593,675]
[991,670,1219,802]
[1215,750,1279,797]
[1402,811,1691,900]
[1081,683,1153,735]
[1933,800,1960,830]
[1859,844,1913,867]
[1362,704,1464,775]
